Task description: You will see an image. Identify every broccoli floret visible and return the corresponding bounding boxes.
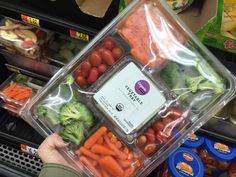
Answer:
[184,75,205,93]
[198,80,225,94]
[185,75,225,94]
[59,102,94,127]
[37,105,59,125]
[15,74,28,83]
[65,74,74,85]
[60,122,85,145]
[160,62,180,88]
[37,105,47,116]
[75,104,94,128]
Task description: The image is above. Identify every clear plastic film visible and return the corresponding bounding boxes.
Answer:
[22,0,236,177]
[0,17,51,59]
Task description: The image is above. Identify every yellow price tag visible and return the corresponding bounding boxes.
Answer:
[70,29,89,41]
[21,14,40,26]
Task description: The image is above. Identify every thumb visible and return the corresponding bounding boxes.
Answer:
[53,134,69,148]
[49,133,69,149]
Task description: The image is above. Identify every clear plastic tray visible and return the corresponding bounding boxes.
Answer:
[22,1,236,177]
[0,17,52,59]
[46,34,87,66]
[0,73,44,109]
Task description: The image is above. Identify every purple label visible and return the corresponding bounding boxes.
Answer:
[134,80,150,95]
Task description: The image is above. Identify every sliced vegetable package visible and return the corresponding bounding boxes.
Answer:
[22,0,236,177]
[0,17,52,59]
[46,34,87,66]
[0,74,45,114]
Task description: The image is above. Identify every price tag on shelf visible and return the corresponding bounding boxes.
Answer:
[6,65,21,74]
[21,144,38,157]
[69,29,90,41]
[21,14,40,26]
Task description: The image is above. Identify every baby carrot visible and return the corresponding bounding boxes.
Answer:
[124,167,135,177]
[104,135,127,160]
[117,159,131,168]
[80,156,102,177]
[84,126,107,149]
[97,137,104,144]
[78,147,99,160]
[100,167,110,177]
[99,156,124,177]
[91,144,116,156]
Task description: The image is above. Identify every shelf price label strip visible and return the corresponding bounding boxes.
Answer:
[69,29,90,42]
[21,14,40,27]
[21,144,38,157]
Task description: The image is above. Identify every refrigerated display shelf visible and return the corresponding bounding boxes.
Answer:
[5,64,50,81]
[0,143,42,177]
[0,108,43,150]
[0,0,98,41]
[197,46,236,146]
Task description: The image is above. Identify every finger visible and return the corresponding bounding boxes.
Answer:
[47,133,69,149]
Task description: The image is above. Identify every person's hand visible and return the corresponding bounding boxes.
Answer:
[38,133,73,168]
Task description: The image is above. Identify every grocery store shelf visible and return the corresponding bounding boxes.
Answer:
[0,109,43,151]
[199,118,236,146]
[198,47,236,146]
[0,0,98,41]
[5,64,50,81]
[0,143,42,177]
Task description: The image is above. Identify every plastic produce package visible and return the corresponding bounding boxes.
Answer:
[0,74,45,114]
[22,0,236,176]
[46,34,87,66]
[0,17,51,59]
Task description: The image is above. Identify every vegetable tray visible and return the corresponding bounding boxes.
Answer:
[22,0,236,177]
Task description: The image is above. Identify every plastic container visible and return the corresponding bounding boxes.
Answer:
[182,134,204,153]
[230,98,236,124]
[46,34,87,66]
[167,0,194,13]
[2,49,60,78]
[0,17,52,59]
[22,0,236,177]
[0,73,44,113]
[229,159,236,177]
[154,147,204,177]
[198,138,236,176]
[167,147,204,177]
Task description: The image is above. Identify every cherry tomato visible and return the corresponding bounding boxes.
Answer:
[73,68,82,77]
[98,47,106,55]
[156,131,167,144]
[98,64,108,74]
[162,127,172,138]
[103,37,116,50]
[167,107,182,120]
[146,128,156,143]
[153,121,164,132]
[89,51,102,67]
[81,71,88,78]
[162,118,172,126]
[88,67,99,83]
[102,49,115,66]
[143,144,156,156]
[76,76,87,87]
[112,47,123,59]
[137,135,147,147]
[81,61,91,73]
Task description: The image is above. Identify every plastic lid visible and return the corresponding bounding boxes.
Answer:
[168,147,204,177]
[183,134,204,148]
[205,138,236,161]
